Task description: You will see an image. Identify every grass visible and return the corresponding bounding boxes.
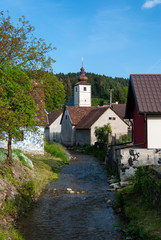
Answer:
[45,142,69,164]
[116,181,161,239]
[0,142,70,240]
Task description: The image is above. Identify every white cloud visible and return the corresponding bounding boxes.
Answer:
[142,0,161,9]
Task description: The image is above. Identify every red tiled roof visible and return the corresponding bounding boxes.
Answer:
[66,106,96,126]
[46,109,63,127]
[126,74,161,118]
[76,107,109,129]
[111,104,126,119]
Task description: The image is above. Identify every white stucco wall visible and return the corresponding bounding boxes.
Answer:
[76,129,91,146]
[147,116,161,149]
[74,85,91,107]
[0,126,44,154]
[91,108,129,145]
[48,114,62,143]
[61,109,76,146]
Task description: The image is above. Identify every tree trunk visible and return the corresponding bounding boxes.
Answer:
[8,134,12,161]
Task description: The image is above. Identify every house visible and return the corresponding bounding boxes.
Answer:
[45,109,63,143]
[61,65,129,146]
[0,81,46,155]
[126,74,161,149]
[107,74,161,180]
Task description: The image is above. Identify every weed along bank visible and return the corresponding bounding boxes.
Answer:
[0,143,69,239]
[107,74,161,180]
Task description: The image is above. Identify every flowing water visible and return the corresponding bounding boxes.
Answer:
[18,152,123,240]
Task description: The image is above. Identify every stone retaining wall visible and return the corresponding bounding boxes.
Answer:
[106,146,161,180]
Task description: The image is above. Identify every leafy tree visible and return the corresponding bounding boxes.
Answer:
[0,11,56,71]
[28,70,66,112]
[0,64,37,161]
[95,124,112,144]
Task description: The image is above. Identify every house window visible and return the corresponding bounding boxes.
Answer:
[15,130,24,141]
[109,117,116,120]
[84,87,87,91]
[66,115,68,119]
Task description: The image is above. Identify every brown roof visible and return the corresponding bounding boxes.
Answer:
[111,104,126,119]
[76,107,109,129]
[46,109,63,128]
[126,74,161,118]
[65,106,96,126]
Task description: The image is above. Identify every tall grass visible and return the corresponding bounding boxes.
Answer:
[45,143,69,164]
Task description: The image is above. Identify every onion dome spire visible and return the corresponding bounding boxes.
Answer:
[78,57,88,82]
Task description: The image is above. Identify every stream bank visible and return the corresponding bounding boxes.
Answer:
[18,151,123,240]
[0,145,69,240]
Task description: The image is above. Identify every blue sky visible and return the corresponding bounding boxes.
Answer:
[1,0,161,78]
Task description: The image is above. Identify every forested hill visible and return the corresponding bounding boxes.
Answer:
[56,72,129,106]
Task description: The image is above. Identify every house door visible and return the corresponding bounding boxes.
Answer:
[147,116,161,148]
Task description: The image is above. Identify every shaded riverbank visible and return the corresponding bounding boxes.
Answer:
[18,151,123,240]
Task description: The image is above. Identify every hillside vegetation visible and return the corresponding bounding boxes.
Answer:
[56,72,129,105]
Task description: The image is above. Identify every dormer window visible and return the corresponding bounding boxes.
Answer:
[84,87,87,91]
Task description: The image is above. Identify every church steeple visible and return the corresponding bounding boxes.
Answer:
[74,61,91,107]
[78,58,88,82]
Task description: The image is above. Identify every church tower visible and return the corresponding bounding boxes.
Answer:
[74,64,91,107]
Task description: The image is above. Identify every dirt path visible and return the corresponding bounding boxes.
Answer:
[18,151,123,240]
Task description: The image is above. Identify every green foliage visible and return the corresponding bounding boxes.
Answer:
[13,149,34,169]
[0,11,56,71]
[115,168,161,240]
[0,227,24,240]
[45,142,69,164]
[0,64,37,160]
[28,70,66,112]
[133,166,161,206]
[56,72,129,104]
[116,134,132,144]
[82,144,106,162]
[95,123,112,144]
[0,149,33,169]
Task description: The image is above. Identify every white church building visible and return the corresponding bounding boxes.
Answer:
[60,65,129,146]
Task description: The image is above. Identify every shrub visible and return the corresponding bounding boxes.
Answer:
[95,123,112,144]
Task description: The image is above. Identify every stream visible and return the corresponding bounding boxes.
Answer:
[18,151,123,240]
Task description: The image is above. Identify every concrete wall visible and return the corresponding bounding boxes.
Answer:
[76,129,91,146]
[61,109,75,146]
[0,126,44,154]
[107,146,161,181]
[91,108,129,145]
[47,114,62,143]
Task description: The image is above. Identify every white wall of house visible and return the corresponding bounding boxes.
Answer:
[0,126,44,154]
[90,108,129,145]
[61,109,76,146]
[47,114,62,143]
[74,85,91,107]
[76,129,91,146]
[147,116,161,148]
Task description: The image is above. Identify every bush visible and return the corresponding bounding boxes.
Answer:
[95,123,112,144]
